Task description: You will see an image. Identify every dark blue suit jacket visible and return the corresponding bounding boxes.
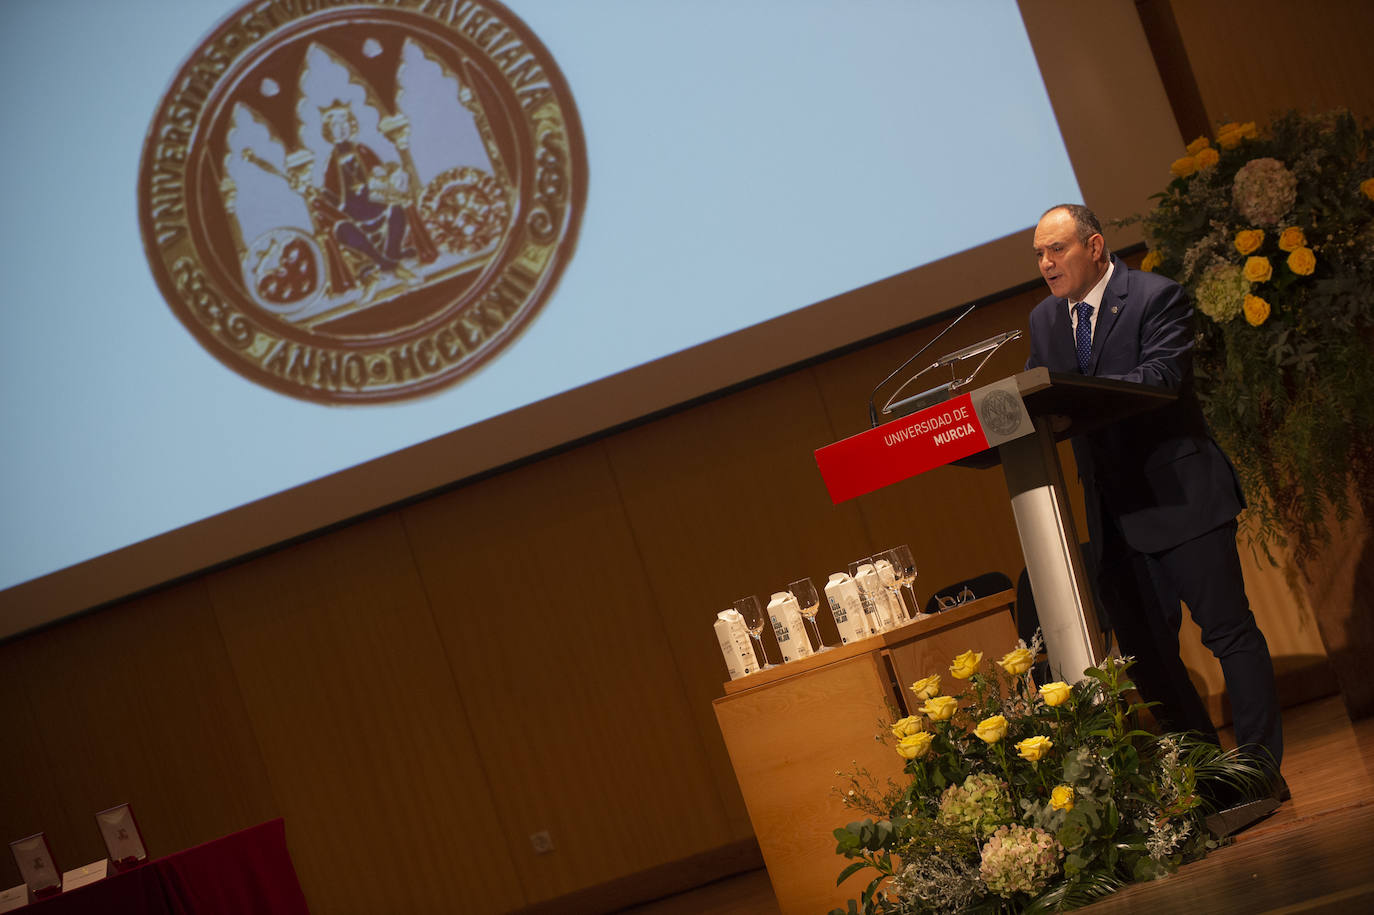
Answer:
[1025,255,1244,554]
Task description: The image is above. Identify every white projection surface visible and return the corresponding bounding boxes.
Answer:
[0,0,1177,635]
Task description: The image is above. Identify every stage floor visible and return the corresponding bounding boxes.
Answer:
[620,695,1374,914]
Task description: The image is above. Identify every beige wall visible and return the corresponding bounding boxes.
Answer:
[2,3,1368,910]
[1171,0,1374,126]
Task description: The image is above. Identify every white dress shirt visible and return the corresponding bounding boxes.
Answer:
[1067,259,1115,343]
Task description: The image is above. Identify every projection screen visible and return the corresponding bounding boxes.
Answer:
[0,0,1181,638]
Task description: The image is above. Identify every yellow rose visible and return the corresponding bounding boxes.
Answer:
[1362,177,1374,202]
[1243,255,1272,283]
[896,732,934,760]
[1185,136,1211,156]
[922,695,959,721]
[1195,146,1220,169]
[1039,681,1071,707]
[950,650,983,679]
[1243,294,1271,327]
[1015,735,1053,762]
[1050,785,1076,811]
[1287,246,1316,276]
[1140,249,1163,272]
[974,714,1007,744]
[909,674,941,701]
[1278,226,1307,252]
[1216,121,1256,150]
[1170,156,1198,178]
[1233,229,1263,255]
[891,715,925,739]
[998,648,1034,676]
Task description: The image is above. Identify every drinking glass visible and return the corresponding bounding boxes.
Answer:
[847,558,888,632]
[885,544,924,619]
[788,577,831,652]
[734,595,776,670]
[873,551,910,624]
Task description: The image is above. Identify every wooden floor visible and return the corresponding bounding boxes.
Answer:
[620,695,1374,914]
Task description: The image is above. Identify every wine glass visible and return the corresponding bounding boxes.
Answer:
[734,595,776,670]
[788,577,831,652]
[872,552,910,625]
[885,544,924,619]
[847,558,889,632]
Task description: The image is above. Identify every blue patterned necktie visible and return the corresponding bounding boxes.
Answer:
[1074,301,1093,374]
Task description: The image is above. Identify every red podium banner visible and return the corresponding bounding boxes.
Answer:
[814,379,1033,503]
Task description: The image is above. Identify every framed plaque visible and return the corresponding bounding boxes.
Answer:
[9,832,61,899]
[95,803,148,871]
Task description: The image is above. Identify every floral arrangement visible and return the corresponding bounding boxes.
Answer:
[830,640,1265,914]
[1128,110,1374,561]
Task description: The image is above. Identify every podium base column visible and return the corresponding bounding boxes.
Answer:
[999,420,1105,681]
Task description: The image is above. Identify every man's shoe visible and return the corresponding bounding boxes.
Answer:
[1204,773,1288,838]
[1205,796,1280,837]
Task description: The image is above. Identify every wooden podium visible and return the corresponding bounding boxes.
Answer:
[953,368,1175,680]
[712,593,1017,915]
[816,367,1176,681]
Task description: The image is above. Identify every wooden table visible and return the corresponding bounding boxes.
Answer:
[713,592,1017,914]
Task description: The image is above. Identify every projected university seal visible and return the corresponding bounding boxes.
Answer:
[138,0,586,403]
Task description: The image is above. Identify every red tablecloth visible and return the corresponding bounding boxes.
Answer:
[25,819,309,914]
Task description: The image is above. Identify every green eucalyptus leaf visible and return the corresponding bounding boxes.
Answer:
[836,860,870,886]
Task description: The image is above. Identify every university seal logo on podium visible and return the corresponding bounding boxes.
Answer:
[138,0,586,403]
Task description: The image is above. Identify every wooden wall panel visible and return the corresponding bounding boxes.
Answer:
[0,579,275,887]
[204,514,524,914]
[400,444,734,904]
[1238,549,1327,668]
[1171,0,1374,125]
[604,370,874,839]
[0,640,82,889]
[608,370,867,602]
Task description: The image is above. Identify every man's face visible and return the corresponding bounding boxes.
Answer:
[1033,209,1106,301]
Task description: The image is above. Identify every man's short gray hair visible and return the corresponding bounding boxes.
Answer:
[1042,203,1110,257]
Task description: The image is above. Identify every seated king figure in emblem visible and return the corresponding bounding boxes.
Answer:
[310,100,437,303]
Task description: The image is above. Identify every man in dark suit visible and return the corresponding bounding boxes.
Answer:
[1025,204,1284,796]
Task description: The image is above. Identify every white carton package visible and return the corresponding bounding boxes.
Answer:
[767,591,814,662]
[824,572,873,644]
[714,609,757,679]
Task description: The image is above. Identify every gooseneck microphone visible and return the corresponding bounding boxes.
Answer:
[866,303,978,428]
